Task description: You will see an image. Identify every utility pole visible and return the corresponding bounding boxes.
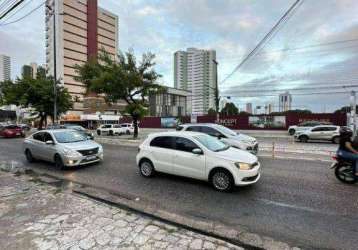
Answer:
[350,91,356,135]
[212,59,219,121]
[46,2,57,124]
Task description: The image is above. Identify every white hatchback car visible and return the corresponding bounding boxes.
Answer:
[136,131,261,191]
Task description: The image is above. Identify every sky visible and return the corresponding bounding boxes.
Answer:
[1,0,358,112]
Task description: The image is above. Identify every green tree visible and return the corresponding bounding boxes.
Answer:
[207,108,217,116]
[75,50,164,138]
[0,76,73,129]
[221,102,239,116]
[334,106,358,114]
[270,109,312,115]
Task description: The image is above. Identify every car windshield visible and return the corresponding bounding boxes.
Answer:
[214,125,237,136]
[194,134,229,152]
[53,131,87,143]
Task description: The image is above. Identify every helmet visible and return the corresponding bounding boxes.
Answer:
[339,126,353,137]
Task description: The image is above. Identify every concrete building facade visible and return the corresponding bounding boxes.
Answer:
[0,54,11,82]
[45,0,119,114]
[279,91,292,112]
[174,48,217,115]
[149,87,191,117]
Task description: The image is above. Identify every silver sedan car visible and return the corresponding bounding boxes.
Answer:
[23,129,103,169]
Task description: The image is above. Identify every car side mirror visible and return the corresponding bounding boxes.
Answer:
[45,140,54,145]
[192,148,203,155]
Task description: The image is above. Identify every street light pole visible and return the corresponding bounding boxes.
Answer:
[46,3,57,124]
[212,59,219,121]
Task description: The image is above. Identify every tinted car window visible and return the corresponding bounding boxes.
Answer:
[150,136,174,149]
[325,127,337,131]
[175,137,198,153]
[201,126,222,137]
[33,132,44,141]
[102,125,111,128]
[176,125,184,131]
[312,127,325,132]
[186,126,201,132]
[43,133,53,142]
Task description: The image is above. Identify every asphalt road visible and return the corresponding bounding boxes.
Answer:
[0,138,357,250]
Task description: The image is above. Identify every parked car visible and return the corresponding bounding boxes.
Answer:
[62,124,94,140]
[177,123,258,154]
[119,123,136,135]
[294,125,340,143]
[18,123,31,131]
[0,125,25,138]
[288,121,332,135]
[96,124,125,136]
[137,132,260,191]
[23,129,103,169]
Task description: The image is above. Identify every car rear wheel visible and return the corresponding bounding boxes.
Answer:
[54,154,65,170]
[109,130,114,136]
[288,129,295,135]
[25,149,35,163]
[97,130,101,136]
[210,169,234,192]
[332,136,340,144]
[139,159,155,177]
[126,130,131,135]
[299,135,309,143]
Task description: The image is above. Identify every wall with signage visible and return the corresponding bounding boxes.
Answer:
[117,113,347,130]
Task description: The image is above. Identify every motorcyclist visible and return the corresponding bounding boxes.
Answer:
[337,127,358,176]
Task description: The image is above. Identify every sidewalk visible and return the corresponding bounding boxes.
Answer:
[0,170,245,250]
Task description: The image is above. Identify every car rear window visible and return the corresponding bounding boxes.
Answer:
[150,136,174,149]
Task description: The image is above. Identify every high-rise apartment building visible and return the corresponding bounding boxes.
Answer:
[279,91,292,112]
[174,48,217,115]
[246,103,253,114]
[22,62,39,79]
[45,0,119,114]
[0,55,11,82]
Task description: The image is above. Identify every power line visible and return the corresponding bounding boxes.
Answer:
[0,0,24,20]
[0,0,33,23]
[220,0,303,85]
[0,0,15,14]
[0,1,44,26]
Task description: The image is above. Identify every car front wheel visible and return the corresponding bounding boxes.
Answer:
[25,149,35,163]
[139,159,155,177]
[299,135,309,143]
[54,154,65,170]
[288,129,295,135]
[210,169,234,192]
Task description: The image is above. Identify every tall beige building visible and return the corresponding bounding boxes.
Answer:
[45,0,119,114]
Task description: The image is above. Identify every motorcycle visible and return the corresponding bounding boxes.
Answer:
[331,155,358,184]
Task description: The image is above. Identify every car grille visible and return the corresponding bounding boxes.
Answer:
[77,147,99,156]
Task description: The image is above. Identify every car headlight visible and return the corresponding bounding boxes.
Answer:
[235,162,253,170]
[98,145,103,153]
[62,148,82,157]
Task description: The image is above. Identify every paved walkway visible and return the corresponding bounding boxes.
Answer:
[0,170,245,250]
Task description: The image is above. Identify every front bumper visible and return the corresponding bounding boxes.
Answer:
[234,162,261,186]
[62,152,103,167]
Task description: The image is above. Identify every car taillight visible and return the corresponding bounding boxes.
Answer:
[332,155,337,161]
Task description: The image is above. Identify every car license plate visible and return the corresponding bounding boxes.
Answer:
[86,155,96,161]
[16,133,20,135]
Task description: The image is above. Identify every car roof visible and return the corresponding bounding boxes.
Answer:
[35,129,77,133]
[311,125,339,128]
[180,123,218,127]
[148,131,204,138]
